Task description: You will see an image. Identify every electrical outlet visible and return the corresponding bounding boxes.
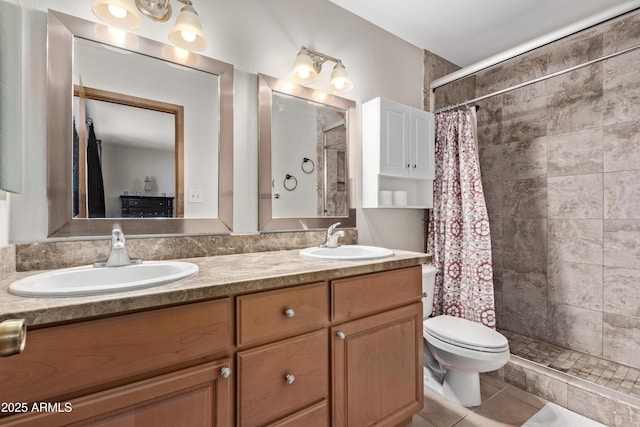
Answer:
[188,189,203,203]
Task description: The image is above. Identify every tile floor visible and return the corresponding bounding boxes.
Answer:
[406,374,570,427]
[501,329,640,399]
[405,328,640,426]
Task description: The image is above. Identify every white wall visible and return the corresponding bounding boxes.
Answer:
[10,0,426,252]
[102,144,175,218]
[0,192,8,246]
[272,95,318,218]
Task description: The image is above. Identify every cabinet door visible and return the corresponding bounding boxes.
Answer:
[1,360,233,427]
[410,109,435,179]
[379,99,410,177]
[332,303,423,427]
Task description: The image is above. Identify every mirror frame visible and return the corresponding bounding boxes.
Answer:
[47,10,233,237]
[258,73,356,231]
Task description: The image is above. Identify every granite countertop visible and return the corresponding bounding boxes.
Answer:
[0,249,430,327]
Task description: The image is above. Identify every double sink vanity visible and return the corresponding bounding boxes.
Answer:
[0,242,429,426]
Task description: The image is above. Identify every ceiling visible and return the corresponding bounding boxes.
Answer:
[327,0,640,67]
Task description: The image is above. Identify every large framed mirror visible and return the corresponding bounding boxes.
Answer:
[47,11,233,237]
[258,74,356,231]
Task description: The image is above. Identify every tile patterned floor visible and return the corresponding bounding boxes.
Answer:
[407,374,550,426]
[501,329,640,399]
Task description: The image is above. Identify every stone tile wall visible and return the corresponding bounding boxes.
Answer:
[13,229,358,272]
[0,245,15,280]
[470,11,640,369]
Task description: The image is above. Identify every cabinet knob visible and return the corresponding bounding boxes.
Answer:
[413,164,417,168]
[336,331,346,340]
[422,292,428,298]
[285,374,296,385]
[0,319,27,357]
[220,367,232,379]
[406,163,410,168]
[284,308,295,318]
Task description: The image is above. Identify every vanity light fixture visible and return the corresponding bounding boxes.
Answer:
[92,0,207,51]
[290,47,353,94]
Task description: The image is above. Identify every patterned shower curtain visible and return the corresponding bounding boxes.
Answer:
[427,107,496,328]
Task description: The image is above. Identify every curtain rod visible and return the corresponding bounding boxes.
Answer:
[430,2,640,93]
[434,41,640,114]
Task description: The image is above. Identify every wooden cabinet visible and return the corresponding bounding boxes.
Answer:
[0,266,423,427]
[234,268,423,427]
[362,97,435,208]
[331,265,423,427]
[332,304,423,427]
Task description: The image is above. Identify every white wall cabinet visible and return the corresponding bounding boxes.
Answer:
[362,97,435,208]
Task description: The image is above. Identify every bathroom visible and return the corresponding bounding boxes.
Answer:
[1,0,640,425]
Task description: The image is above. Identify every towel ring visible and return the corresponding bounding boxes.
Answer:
[283,174,297,191]
[301,157,315,174]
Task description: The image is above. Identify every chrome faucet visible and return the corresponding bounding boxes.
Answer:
[94,225,141,268]
[320,222,345,248]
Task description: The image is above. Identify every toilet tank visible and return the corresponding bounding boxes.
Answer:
[422,264,436,319]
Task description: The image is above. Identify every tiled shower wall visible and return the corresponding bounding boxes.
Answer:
[466,11,640,369]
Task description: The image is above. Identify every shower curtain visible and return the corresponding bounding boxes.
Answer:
[427,107,496,328]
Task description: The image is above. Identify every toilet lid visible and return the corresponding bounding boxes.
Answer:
[424,315,508,353]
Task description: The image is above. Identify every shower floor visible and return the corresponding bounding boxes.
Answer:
[500,329,640,400]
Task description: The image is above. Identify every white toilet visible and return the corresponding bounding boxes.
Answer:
[421,264,510,407]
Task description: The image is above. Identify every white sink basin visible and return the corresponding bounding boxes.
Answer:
[299,245,394,260]
[8,261,199,298]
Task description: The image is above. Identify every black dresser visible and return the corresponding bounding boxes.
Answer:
[120,195,174,218]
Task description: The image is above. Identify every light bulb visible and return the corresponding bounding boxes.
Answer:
[181,30,196,43]
[107,4,127,19]
[297,68,310,79]
[333,78,345,90]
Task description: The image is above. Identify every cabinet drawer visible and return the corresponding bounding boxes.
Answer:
[237,329,328,427]
[0,298,231,406]
[269,400,329,427]
[332,266,421,322]
[236,282,328,347]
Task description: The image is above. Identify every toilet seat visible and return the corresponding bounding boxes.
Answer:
[423,315,508,353]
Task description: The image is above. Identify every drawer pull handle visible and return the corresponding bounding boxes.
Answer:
[336,331,346,340]
[284,308,295,318]
[285,374,296,385]
[220,367,232,379]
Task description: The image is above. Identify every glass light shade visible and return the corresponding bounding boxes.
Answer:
[327,61,353,94]
[290,51,319,84]
[168,5,207,51]
[92,0,142,30]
